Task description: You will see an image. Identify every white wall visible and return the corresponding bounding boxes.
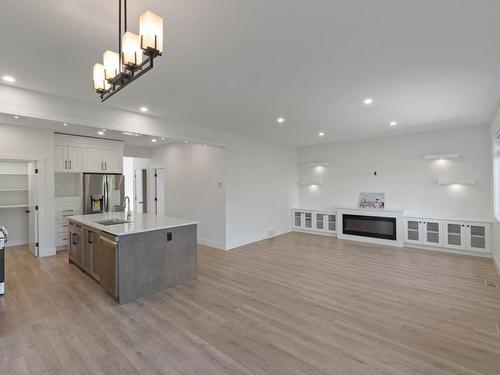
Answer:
[152,143,226,249]
[225,136,298,249]
[124,145,153,159]
[0,123,55,256]
[490,110,500,273]
[0,85,299,252]
[298,125,492,221]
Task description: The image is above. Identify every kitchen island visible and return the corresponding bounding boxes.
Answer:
[67,212,198,304]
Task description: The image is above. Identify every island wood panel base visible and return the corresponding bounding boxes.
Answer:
[1,233,500,374]
[118,224,198,304]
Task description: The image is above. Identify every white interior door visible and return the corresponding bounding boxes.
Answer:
[27,161,38,256]
[135,169,144,213]
[154,168,166,216]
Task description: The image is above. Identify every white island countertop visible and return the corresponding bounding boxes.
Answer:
[68,212,198,236]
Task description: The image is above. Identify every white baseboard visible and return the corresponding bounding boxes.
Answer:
[405,243,492,258]
[494,253,500,276]
[198,237,226,250]
[294,228,337,237]
[225,227,291,251]
[4,239,27,247]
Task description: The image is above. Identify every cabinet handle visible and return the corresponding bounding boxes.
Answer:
[105,162,107,170]
[69,160,71,170]
[65,160,67,169]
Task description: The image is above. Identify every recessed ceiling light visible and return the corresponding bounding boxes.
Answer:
[140,106,148,112]
[184,140,188,143]
[363,98,374,105]
[122,131,135,136]
[161,137,166,140]
[97,131,104,135]
[13,115,19,119]
[204,143,208,146]
[318,132,325,137]
[151,138,157,143]
[2,75,15,83]
[277,117,285,124]
[390,121,398,126]
[63,123,68,126]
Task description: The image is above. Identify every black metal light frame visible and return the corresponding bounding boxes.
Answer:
[97,0,162,102]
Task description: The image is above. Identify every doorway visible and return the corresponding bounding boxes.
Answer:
[0,160,39,256]
[135,168,148,213]
[152,167,166,215]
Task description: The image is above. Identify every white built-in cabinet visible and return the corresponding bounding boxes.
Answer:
[405,218,443,247]
[405,218,490,253]
[292,209,337,235]
[82,149,122,173]
[55,134,123,174]
[55,145,83,172]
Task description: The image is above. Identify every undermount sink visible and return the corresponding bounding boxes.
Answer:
[95,219,132,226]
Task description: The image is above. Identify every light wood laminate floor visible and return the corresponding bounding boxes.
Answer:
[1,232,500,374]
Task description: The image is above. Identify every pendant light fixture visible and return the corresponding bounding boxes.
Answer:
[92,0,163,102]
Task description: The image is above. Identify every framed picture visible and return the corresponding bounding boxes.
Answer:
[359,192,385,209]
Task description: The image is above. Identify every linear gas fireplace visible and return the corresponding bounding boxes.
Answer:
[342,214,397,241]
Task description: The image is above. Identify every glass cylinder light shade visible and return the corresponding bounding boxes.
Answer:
[103,50,120,80]
[140,11,163,53]
[93,63,109,91]
[122,32,142,66]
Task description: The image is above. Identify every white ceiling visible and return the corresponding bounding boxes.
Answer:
[0,113,178,148]
[1,0,500,146]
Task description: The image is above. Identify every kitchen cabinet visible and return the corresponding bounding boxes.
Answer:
[55,145,82,172]
[68,221,83,265]
[55,197,81,249]
[82,149,123,173]
[55,134,124,174]
[83,227,100,278]
[68,222,118,298]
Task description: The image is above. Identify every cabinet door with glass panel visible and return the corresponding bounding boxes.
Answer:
[466,223,490,252]
[444,221,466,250]
[422,220,443,247]
[405,218,423,244]
[292,210,303,229]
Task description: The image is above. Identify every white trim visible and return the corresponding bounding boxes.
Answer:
[38,246,56,257]
[225,227,291,250]
[405,243,492,258]
[4,239,28,247]
[494,253,500,276]
[293,228,337,237]
[198,237,226,250]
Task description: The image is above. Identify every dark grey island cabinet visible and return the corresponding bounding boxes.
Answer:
[68,213,198,304]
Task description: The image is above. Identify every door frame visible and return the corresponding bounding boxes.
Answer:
[0,152,48,257]
[150,165,167,215]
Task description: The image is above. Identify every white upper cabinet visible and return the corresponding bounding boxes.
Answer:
[82,149,105,172]
[102,150,123,173]
[55,145,83,172]
[55,134,124,174]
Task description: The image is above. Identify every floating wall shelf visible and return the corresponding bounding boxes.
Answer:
[424,153,460,160]
[297,182,324,186]
[437,179,476,185]
[301,162,329,167]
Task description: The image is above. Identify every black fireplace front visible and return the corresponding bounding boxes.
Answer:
[342,214,396,240]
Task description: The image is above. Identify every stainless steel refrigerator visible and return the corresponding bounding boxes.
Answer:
[83,173,125,214]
